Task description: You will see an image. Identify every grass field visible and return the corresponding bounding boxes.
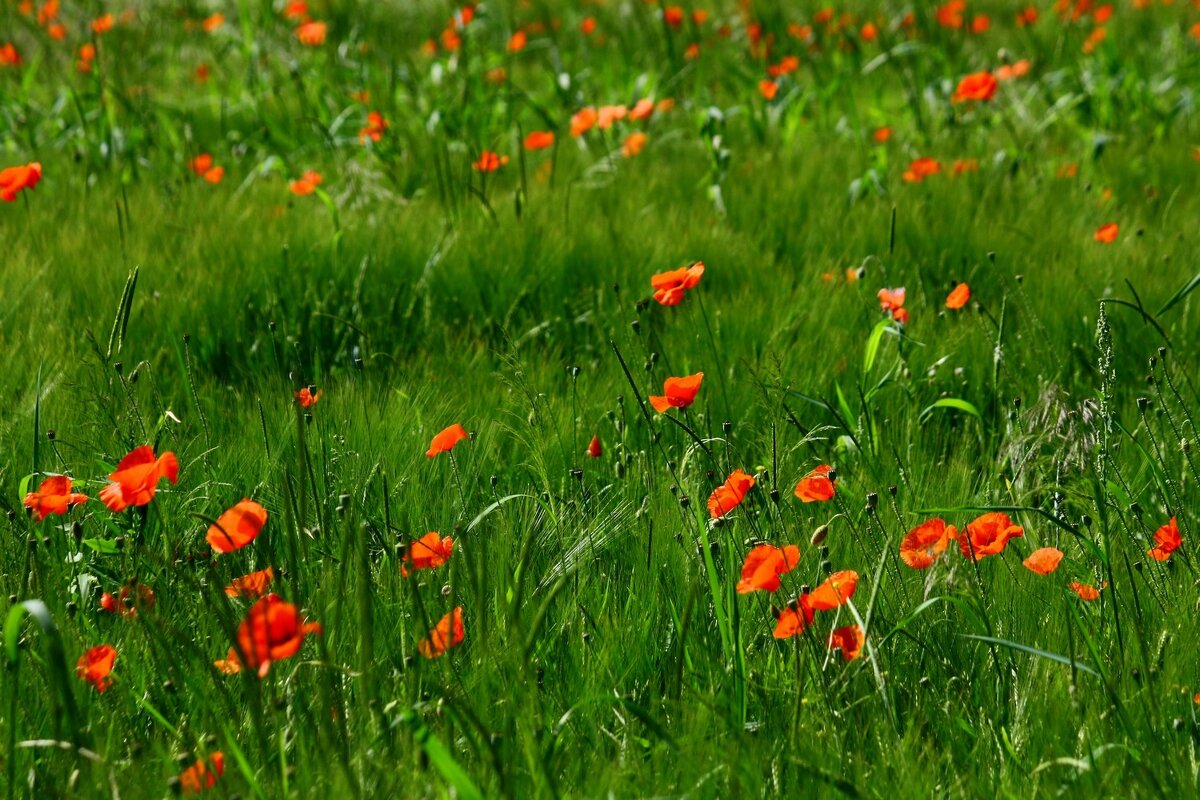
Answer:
[3,1,1200,797]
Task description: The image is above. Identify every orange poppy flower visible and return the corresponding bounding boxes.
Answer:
[628,98,655,121]
[1069,581,1102,601]
[426,424,469,458]
[283,0,309,19]
[958,512,1024,560]
[401,532,454,577]
[99,446,180,512]
[100,583,155,618]
[23,475,89,521]
[0,43,20,67]
[970,15,990,34]
[215,594,322,677]
[899,518,956,569]
[1016,7,1038,26]
[1022,547,1064,575]
[936,0,965,28]
[995,60,1031,81]
[580,16,596,35]
[946,283,971,309]
[524,131,555,151]
[359,111,388,143]
[507,30,527,53]
[806,570,858,611]
[289,170,322,196]
[707,469,756,519]
[953,159,979,175]
[586,435,602,458]
[419,607,465,658]
[91,13,114,34]
[296,20,327,45]
[1094,223,1118,243]
[622,132,648,158]
[201,13,224,33]
[225,566,275,598]
[77,644,117,692]
[902,157,941,183]
[294,387,321,407]
[828,625,864,660]
[649,372,704,413]
[0,162,42,202]
[650,261,704,306]
[570,107,598,137]
[179,753,224,794]
[953,72,998,103]
[206,499,268,554]
[596,105,627,129]
[758,79,779,101]
[877,287,906,313]
[860,22,878,41]
[737,544,801,594]
[1148,516,1181,562]
[872,127,892,144]
[472,151,508,172]
[794,465,835,503]
[772,600,815,639]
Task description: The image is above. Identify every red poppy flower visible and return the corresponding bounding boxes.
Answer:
[794,465,835,503]
[946,283,971,309]
[207,499,268,554]
[570,107,598,137]
[77,644,117,692]
[622,132,648,158]
[629,98,655,121]
[294,387,321,407]
[100,446,180,512]
[995,60,1031,81]
[806,570,859,610]
[23,475,89,521]
[0,162,42,202]
[1022,547,1064,575]
[899,518,956,569]
[902,157,941,183]
[1069,581,1102,601]
[707,469,756,519]
[401,532,454,576]
[225,566,275,598]
[91,13,114,34]
[953,159,979,175]
[215,594,322,677]
[202,13,224,33]
[953,72,998,103]
[296,20,327,45]
[1148,516,1181,562]
[419,607,465,658]
[283,1,309,19]
[772,600,814,639]
[507,30,527,53]
[524,131,555,151]
[179,753,224,794]
[100,583,155,618]
[472,151,508,172]
[828,625,864,660]
[596,105,627,129]
[1094,223,1118,243]
[426,424,469,457]
[877,287,906,313]
[872,127,892,144]
[936,0,965,28]
[758,79,779,101]
[650,261,704,306]
[958,512,1024,560]
[359,111,389,143]
[649,372,704,413]
[737,544,801,593]
[586,435,602,458]
[289,170,323,196]
[0,43,20,67]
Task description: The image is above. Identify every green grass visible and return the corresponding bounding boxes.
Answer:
[3,1,1200,797]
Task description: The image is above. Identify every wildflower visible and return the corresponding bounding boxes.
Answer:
[283,1,309,19]
[289,171,322,196]
[214,594,322,677]
[1022,547,1064,575]
[207,500,268,554]
[179,753,224,794]
[970,15,990,34]
[1148,516,1181,562]
[1094,223,1118,243]
[946,283,971,309]
[426,424,469,457]
[995,60,1031,81]
[100,583,155,617]
[0,43,20,67]
[628,98,655,121]
[472,151,508,173]
[758,80,779,101]
[0,162,42,202]
[77,644,117,692]
[650,261,704,306]
[902,157,941,183]
[507,30,527,53]
[1016,7,1038,26]
[806,570,858,610]
[401,532,454,577]
[100,446,180,512]
[294,387,321,407]
[586,435,602,458]
[580,16,596,35]
[828,625,864,660]
[648,373,704,413]
[23,475,89,521]
[419,607,464,658]
[707,469,756,519]
[772,600,814,639]
[359,111,388,143]
[953,72,998,103]
[959,512,1024,560]
[91,14,115,34]
[201,13,224,33]
[524,131,555,151]
[225,567,275,599]
[872,127,892,144]
[953,159,979,175]
[737,544,801,594]
[1069,581,1102,601]
[899,518,956,569]
[570,107,598,137]
[296,20,326,46]
[622,132,647,158]
[878,287,906,314]
[794,465,835,503]
[596,105,627,129]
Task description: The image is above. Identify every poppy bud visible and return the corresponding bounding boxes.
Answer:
[827,469,838,483]
[6,595,15,606]
[888,484,897,497]
[769,488,780,504]
[27,536,36,550]
[820,560,832,576]
[1136,397,1150,411]
[571,469,583,482]
[798,585,811,596]
[705,470,714,480]
[1182,439,1191,453]
[114,361,123,374]
[631,320,641,335]
[1174,719,1184,732]
[710,541,720,558]
[1130,669,1140,682]
[1013,396,1022,408]
[722,421,732,434]
[987,251,996,263]
[866,492,878,511]
[1149,356,1157,369]
[72,522,83,540]
[679,495,690,509]
[354,356,363,370]
[167,776,182,795]
[615,462,626,479]
[643,361,652,372]
[1081,514,1092,527]
[810,525,829,546]
[490,475,498,488]
[649,352,658,365]
[569,366,580,379]
[41,536,50,547]
[46,429,55,440]
[66,601,77,618]
[1130,502,1142,516]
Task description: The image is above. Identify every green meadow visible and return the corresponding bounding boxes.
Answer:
[2,1,1200,797]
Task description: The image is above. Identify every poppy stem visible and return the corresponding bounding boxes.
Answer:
[694,291,732,422]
